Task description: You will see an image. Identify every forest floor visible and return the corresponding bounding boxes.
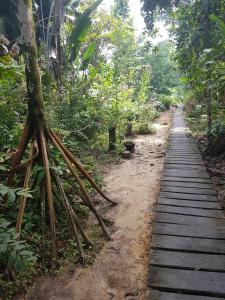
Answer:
[22,111,172,300]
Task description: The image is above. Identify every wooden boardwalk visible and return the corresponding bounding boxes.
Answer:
[148,107,225,299]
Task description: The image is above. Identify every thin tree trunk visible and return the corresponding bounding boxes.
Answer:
[108,127,116,151]
[54,0,63,83]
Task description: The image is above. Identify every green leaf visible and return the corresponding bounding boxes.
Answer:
[80,42,97,70]
[69,0,102,62]
[17,189,33,198]
[7,189,16,202]
[210,14,225,38]
[0,165,7,171]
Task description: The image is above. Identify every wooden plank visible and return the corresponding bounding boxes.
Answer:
[161,186,216,196]
[166,156,202,159]
[165,158,203,161]
[168,148,198,151]
[155,212,225,226]
[148,291,222,300]
[151,234,225,254]
[166,156,201,159]
[164,169,208,177]
[153,223,225,239]
[168,147,197,149]
[166,152,200,155]
[162,176,211,184]
[165,161,204,166]
[168,142,196,144]
[148,267,225,297]
[167,148,198,151]
[158,198,219,209]
[156,204,223,218]
[168,147,198,151]
[166,150,200,153]
[165,163,204,167]
[150,250,225,271]
[161,180,213,189]
[165,164,205,170]
[160,192,217,202]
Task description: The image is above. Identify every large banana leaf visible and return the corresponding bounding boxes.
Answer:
[69,0,102,62]
[80,41,97,70]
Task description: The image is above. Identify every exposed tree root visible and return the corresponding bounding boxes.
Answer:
[40,130,57,263]
[6,125,114,263]
[49,130,117,206]
[7,122,30,186]
[16,140,36,234]
[49,132,111,240]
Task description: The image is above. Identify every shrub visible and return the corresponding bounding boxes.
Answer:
[158,94,173,110]
[137,123,156,134]
[0,218,37,273]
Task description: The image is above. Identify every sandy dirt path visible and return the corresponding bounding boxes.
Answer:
[25,111,171,300]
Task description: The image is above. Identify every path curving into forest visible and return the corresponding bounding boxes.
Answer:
[24,111,172,300]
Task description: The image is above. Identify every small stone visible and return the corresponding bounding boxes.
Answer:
[125,290,139,297]
[121,150,131,159]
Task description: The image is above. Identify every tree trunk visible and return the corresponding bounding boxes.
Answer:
[126,121,132,136]
[207,93,212,131]
[54,0,63,83]
[18,0,46,133]
[206,89,213,152]
[108,127,116,151]
[17,0,56,262]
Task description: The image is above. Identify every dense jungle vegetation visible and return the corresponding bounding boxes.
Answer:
[0,0,224,298]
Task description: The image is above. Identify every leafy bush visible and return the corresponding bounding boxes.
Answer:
[0,184,33,203]
[0,218,37,274]
[207,117,225,137]
[158,94,173,110]
[137,123,156,134]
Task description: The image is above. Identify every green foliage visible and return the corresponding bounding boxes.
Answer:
[137,123,156,134]
[69,0,103,62]
[0,218,37,273]
[0,184,33,203]
[158,94,172,110]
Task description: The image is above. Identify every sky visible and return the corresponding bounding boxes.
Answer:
[100,0,169,44]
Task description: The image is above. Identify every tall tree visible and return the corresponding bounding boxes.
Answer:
[6,0,116,264]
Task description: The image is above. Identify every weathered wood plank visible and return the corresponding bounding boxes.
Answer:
[161,180,213,189]
[164,164,205,170]
[151,234,225,254]
[165,162,204,167]
[148,267,225,297]
[155,212,225,226]
[165,157,202,160]
[148,291,222,300]
[156,204,223,218]
[164,170,208,178]
[150,250,225,271]
[153,223,225,239]
[162,176,211,184]
[160,192,217,202]
[158,198,219,209]
[166,152,200,156]
[161,185,216,195]
[166,156,202,159]
[168,147,198,151]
